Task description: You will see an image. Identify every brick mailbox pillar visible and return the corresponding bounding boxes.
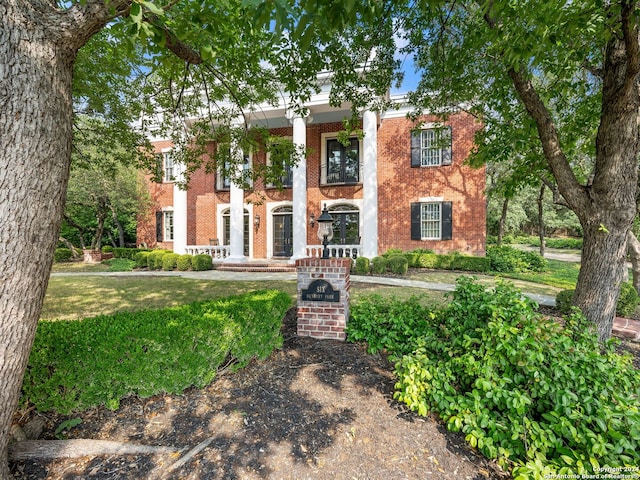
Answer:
[296,257,351,340]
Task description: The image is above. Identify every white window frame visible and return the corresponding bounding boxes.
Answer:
[162,151,174,182]
[418,127,451,167]
[163,210,174,241]
[217,152,252,190]
[420,202,442,240]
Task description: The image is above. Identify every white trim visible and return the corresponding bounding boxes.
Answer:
[320,132,363,185]
[315,199,364,244]
[419,196,444,203]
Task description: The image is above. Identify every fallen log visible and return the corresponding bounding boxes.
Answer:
[9,439,180,460]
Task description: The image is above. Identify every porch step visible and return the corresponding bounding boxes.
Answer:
[216,262,297,273]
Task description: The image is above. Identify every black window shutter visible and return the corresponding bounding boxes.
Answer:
[441,201,452,240]
[410,131,421,167]
[156,211,163,242]
[441,127,452,166]
[410,203,422,240]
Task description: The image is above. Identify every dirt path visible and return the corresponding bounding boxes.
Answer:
[11,310,505,480]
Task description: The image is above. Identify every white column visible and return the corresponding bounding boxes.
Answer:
[289,112,308,263]
[226,140,247,263]
[362,109,378,259]
[172,162,188,254]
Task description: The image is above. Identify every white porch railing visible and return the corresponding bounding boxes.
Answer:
[185,245,231,260]
[306,244,360,259]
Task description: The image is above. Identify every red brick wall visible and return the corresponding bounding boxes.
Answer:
[138,113,486,256]
[377,113,486,255]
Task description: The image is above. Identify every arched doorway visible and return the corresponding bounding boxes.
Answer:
[272,205,293,258]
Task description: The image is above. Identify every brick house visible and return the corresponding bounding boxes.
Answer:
[137,90,486,263]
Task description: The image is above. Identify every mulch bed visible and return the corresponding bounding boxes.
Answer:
[10,307,639,480]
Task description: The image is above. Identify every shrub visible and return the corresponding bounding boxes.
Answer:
[382,248,403,257]
[388,254,409,275]
[134,251,150,268]
[370,256,388,274]
[192,254,213,271]
[54,248,73,263]
[347,294,436,356]
[176,254,192,271]
[555,289,574,315]
[23,290,291,414]
[101,245,114,253]
[546,237,583,249]
[113,248,145,260]
[162,253,180,271]
[388,277,640,478]
[487,245,548,273]
[415,252,490,272]
[147,250,169,270]
[354,256,370,275]
[616,282,639,317]
[555,283,638,318]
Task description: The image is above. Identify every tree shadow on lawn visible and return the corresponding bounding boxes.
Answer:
[12,310,504,480]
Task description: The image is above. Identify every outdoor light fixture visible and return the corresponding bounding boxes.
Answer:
[316,205,334,259]
[309,213,316,228]
[254,214,260,230]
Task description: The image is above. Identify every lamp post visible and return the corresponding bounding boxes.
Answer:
[316,205,334,259]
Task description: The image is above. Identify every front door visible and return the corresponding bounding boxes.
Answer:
[273,212,293,257]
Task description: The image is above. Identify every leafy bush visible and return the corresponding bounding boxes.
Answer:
[113,248,145,260]
[487,245,548,273]
[416,252,490,272]
[347,294,436,357]
[23,290,291,414]
[386,277,640,478]
[162,253,180,271]
[101,245,114,253]
[556,283,639,317]
[354,256,370,275]
[134,251,150,268]
[382,248,403,257]
[54,248,73,263]
[617,282,639,317]
[371,256,388,274]
[388,254,409,275]
[147,250,169,270]
[555,289,574,315]
[176,254,192,271]
[192,254,213,271]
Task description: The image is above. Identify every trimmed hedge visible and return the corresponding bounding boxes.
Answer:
[487,245,548,273]
[354,256,370,275]
[388,254,409,275]
[162,253,180,271]
[176,254,192,271]
[371,256,388,274]
[113,247,146,260]
[54,248,73,263]
[192,254,213,271]
[412,252,490,272]
[134,251,150,268]
[147,250,169,270]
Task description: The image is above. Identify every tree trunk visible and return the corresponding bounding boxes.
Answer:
[111,204,126,247]
[627,230,640,294]
[507,32,639,342]
[0,4,113,478]
[497,197,508,246]
[537,183,545,258]
[570,34,640,342]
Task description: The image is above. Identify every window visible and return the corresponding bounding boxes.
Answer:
[156,210,174,241]
[222,208,250,256]
[266,140,293,188]
[328,204,360,245]
[162,152,174,182]
[410,202,452,240]
[217,154,251,190]
[163,211,174,241]
[411,127,452,167]
[323,138,360,184]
